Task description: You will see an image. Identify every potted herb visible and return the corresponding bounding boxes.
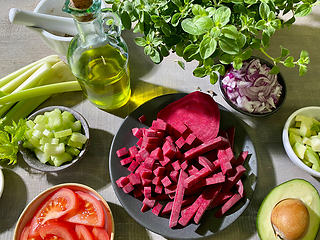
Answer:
[105,0,317,84]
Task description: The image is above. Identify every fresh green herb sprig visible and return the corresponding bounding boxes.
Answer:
[105,0,318,84]
[0,119,27,165]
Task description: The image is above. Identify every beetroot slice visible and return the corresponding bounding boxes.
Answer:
[157,91,220,143]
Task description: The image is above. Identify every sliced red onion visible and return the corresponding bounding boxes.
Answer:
[221,59,283,114]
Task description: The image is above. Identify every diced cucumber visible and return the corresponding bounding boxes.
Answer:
[70,132,87,144]
[288,127,301,136]
[292,142,307,159]
[54,128,72,138]
[311,137,320,152]
[289,133,302,147]
[302,137,312,146]
[51,152,73,167]
[44,143,65,156]
[300,116,314,138]
[305,147,320,166]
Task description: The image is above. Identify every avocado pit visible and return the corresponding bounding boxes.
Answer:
[270,198,310,240]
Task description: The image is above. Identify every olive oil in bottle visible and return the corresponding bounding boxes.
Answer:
[63,0,131,110]
[75,44,131,110]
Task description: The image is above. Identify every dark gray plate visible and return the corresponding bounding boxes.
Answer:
[109,93,258,239]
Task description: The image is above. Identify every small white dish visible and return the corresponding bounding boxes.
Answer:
[283,106,320,177]
[0,168,4,198]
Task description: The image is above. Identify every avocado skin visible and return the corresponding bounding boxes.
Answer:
[256,179,320,240]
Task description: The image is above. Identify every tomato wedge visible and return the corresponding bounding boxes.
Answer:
[38,221,77,240]
[29,188,78,236]
[75,224,94,240]
[92,227,110,240]
[20,222,42,240]
[63,191,105,227]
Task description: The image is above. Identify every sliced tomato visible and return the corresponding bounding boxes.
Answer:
[38,221,77,240]
[29,188,78,236]
[20,222,42,240]
[75,224,94,240]
[92,227,110,240]
[63,191,105,227]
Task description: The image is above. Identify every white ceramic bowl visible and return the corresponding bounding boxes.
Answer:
[13,183,115,240]
[28,0,74,55]
[283,106,320,177]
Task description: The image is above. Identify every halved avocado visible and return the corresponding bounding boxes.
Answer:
[257,179,320,240]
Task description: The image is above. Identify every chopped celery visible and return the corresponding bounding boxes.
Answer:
[44,143,65,156]
[40,137,59,145]
[51,152,73,167]
[42,129,54,138]
[54,129,72,138]
[28,136,42,151]
[25,128,34,140]
[34,123,46,132]
[22,141,35,150]
[32,129,44,139]
[66,146,80,156]
[26,120,35,129]
[71,121,82,132]
[70,132,87,144]
[45,111,62,130]
[34,115,48,125]
[34,149,50,164]
[62,111,76,122]
[67,139,83,149]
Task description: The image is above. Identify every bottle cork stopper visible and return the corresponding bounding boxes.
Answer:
[69,0,93,9]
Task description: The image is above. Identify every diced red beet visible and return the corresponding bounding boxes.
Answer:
[143,197,156,208]
[151,119,171,133]
[144,128,157,137]
[132,127,143,139]
[138,115,147,124]
[136,137,143,148]
[222,165,246,193]
[153,166,165,176]
[143,157,156,170]
[122,182,135,193]
[169,170,179,182]
[127,160,139,172]
[234,151,249,167]
[150,147,163,160]
[152,202,163,216]
[185,133,197,146]
[200,171,225,186]
[175,136,186,149]
[236,179,245,197]
[141,203,150,212]
[144,186,152,199]
[140,167,152,178]
[184,168,212,189]
[162,140,177,158]
[157,91,220,143]
[187,165,199,175]
[169,170,188,228]
[152,176,162,185]
[178,184,217,226]
[164,185,177,195]
[159,156,171,167]
[217,147,233,174]
[226,126,236,149]
[129,145,139,157]
[183,136,229,161]
[120,156,133,166]
[194,184,222,224]
[161,195,198,216]
[197,156,215,171]
[128,173,141,185]
[208,191,233,209]
[161,176,173,187]
[171,160,181,171]
[141,177,152,186]
[154,185,163,195]
[116,176,129,188]
[134,187,143,198]
[214,193,243,218]
[165,135,175,143]
[116,147,129,158]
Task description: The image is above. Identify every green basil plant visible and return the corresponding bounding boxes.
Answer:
[105,0,318,84]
